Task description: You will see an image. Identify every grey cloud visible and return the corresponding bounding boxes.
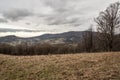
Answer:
[43,0,67,11]
[2,9,33,21]
[44,11,82,27]
[0,28,43,32]
[40,0,83,27]
[26,23,31,25]
[47,17,81,26]
[0,18,8,23]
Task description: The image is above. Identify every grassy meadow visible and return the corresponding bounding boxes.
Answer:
[0,52,120,80]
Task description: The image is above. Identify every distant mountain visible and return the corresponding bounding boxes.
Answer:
[0,31,96,45]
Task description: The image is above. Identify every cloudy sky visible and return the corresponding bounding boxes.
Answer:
[0,0,117,37]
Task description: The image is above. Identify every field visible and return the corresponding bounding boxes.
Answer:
[0,52,120,80]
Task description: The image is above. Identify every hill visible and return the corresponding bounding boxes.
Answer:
[0,31,95,45]
[0,52,120,80]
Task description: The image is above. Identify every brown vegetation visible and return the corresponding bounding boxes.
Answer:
[0,52,120,80]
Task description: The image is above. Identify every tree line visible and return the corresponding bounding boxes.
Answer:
[0,31,119,55]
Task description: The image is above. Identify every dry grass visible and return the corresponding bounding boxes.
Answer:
[0,52,120,80]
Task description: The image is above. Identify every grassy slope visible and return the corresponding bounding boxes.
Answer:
[0,52,120,80]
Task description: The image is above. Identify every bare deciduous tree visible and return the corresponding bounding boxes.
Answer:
[82,25,94,52]
[95,2,120,51]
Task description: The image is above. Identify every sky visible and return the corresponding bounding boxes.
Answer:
[0,0,118,37]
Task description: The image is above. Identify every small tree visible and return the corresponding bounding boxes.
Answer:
[95,2,120,51]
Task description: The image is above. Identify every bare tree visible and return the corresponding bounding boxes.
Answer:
[95,2,120,51]
[82,25,94,52]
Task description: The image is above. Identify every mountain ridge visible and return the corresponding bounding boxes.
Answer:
[0,31,96,45]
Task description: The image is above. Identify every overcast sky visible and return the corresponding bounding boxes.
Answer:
[0,0,118,37]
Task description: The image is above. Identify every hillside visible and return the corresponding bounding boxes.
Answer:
[0,52,120,80]
[0,31,94,45]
